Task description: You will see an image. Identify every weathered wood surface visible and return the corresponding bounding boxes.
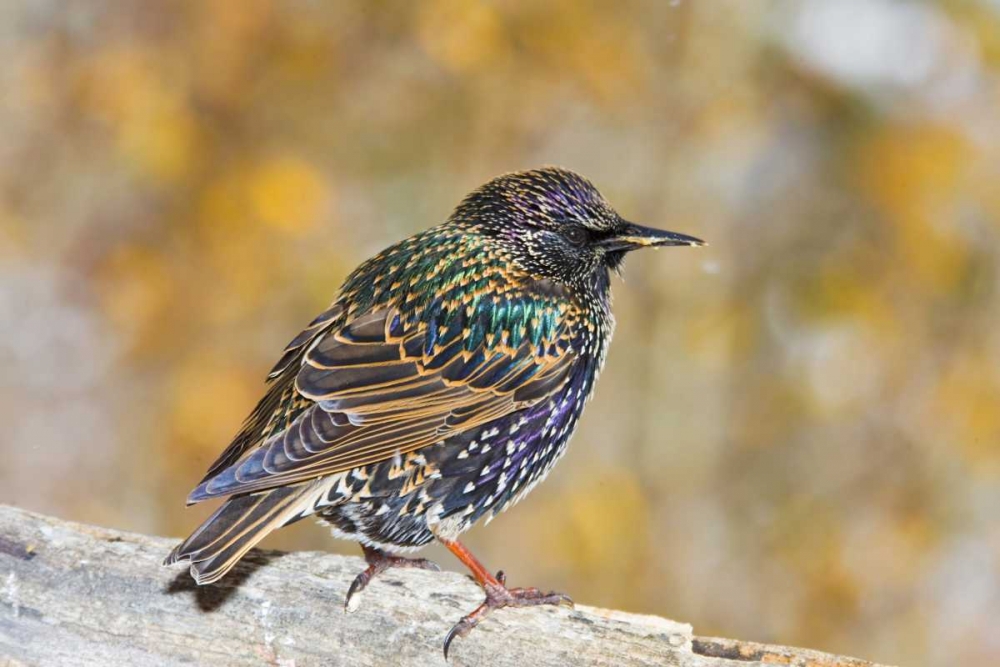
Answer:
[0,505,891,667]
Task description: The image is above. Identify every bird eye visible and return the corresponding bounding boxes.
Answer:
[563,227,588,247]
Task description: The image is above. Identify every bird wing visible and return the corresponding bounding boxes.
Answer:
[194,303,344,483]
[189,296,576,501]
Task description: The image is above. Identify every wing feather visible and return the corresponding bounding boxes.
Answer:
[189,297,577,503]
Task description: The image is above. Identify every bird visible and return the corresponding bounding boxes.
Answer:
[165,166,704,657]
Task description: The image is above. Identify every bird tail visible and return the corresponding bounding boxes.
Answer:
[164,484,315,585]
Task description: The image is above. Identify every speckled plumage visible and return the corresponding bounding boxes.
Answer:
[166,167,703,655]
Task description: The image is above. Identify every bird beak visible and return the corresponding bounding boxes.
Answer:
[598,221,706,253]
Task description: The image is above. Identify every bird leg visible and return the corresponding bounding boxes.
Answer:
[344,544,440,612]
[440,539,573,659]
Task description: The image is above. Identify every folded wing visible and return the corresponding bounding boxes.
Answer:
[189,302,575,502]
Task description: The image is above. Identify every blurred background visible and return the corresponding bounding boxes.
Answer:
[1,1,997,665]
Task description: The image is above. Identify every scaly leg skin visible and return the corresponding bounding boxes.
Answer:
[440,540,573,659]
[344,544,440,612]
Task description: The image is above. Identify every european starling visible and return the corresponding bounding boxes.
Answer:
[165,167,703,656]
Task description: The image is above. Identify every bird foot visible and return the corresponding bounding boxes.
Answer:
[344,547,440,612]
[443,570,573,659]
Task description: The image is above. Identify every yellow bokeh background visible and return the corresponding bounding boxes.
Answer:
[1,3,998,666]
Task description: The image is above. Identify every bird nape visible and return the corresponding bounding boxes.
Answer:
[164,166,704,657]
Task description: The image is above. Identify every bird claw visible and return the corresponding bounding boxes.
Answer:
[344,549,440,612]
[442,581,574,659]
[345,570,373,612]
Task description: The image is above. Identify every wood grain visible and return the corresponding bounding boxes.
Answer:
[0,505,892,667]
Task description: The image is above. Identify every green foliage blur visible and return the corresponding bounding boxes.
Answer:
[1,2,997,666]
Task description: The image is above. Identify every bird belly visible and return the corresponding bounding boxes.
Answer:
[313,372,591,551]
[313,451,442,551]
[428,385,586,530]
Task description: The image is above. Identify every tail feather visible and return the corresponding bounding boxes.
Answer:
[164,485,313,585]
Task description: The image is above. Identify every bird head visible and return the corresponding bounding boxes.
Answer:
[453,167,704,287]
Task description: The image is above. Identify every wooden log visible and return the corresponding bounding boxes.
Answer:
[0,505,891,667]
